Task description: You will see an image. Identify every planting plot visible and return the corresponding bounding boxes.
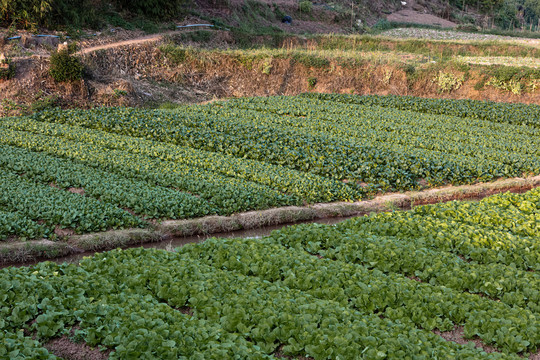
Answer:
[1,93,540,240]
[2,189,540,358]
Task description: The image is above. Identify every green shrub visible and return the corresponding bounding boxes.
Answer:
[273,4,285,20]
[0,58,15,80]
[113,89,128,98]
[307,77,317,88]
[1,0,189,30]
[0,0,52,29]
[432,71,464,93]
[159,44,188,65]
[292,53,330,68]
[31,95,60,112]
[261,58,273,75]
[456,23,479,32]
[486,77,523,95]
[186,30,213,43]
[371,19,393,31]
[299,0,312,13]
[49,50,84,82]
[112,0,189,20]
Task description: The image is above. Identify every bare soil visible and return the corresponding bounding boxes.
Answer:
[177,306,194,316]
[387,0,456,27]
[387,9,456,27]
[433,326,499,353]
[273,344,315,359]
[44,336,111,360]
[54,226,75,238]
[67,187,85,195]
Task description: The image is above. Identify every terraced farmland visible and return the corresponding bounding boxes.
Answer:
[1,94,540,241]
[2,188,540,359]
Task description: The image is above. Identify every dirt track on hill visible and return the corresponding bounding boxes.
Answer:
[76,32,174,55]
[386,0,456,28]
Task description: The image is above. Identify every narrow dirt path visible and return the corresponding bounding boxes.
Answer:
[8,31,172,60]
[76,31,176,55]
[9,28,201,60]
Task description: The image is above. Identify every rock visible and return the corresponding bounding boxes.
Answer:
[21,34,37,48]
[36,36,60,48]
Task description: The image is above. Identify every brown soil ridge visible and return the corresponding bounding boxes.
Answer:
[387,9,457,28]
[79,41,540,106]
[1,174,539,267]
[3,33,540,116]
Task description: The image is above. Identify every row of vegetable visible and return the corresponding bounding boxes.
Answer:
[0,170,142,237]
[0,116,360,203]
[29,94,540,190]
[3,189,540,358]
[299,93,540,128]
[183,237,539,353]
[0,127,299,223]
[1,93,540,240]
[0,144,214,220]
[0,244,522,359]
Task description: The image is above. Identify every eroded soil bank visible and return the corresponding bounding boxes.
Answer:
[1,175,539,268]
[2,31,540,116]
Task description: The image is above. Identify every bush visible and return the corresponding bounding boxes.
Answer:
[292,53,330,68]
[159,44,188,65]
[432,71,464,93]
[0,0,52,30]
[114,0,188,19]
[184,30,212,43]
[0,58,15,80]
[31,95,60,112]
[49,50,84,82]
[474,76,488,91]
[1,0,189,30]
[299,0,312,13]
[456,23,479,32]
[371,19,393,31]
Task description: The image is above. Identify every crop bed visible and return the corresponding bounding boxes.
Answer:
[2,188,540,359]
[380,28,538,43]
[1,94,540,240]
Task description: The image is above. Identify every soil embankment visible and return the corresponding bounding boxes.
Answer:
[1,31,540,115]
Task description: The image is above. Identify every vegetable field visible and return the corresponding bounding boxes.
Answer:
[2,188,540,359]
[1,93,540,240]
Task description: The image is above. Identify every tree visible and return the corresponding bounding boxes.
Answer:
[0,0,52,29]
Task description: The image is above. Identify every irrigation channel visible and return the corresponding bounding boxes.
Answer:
[5,175,540,269]
[8,216,354,268]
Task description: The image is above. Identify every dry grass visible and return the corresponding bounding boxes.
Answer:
[213,47,426,67]
[0,240,73,265]
[457,55,540,69]
[380,28,540,45]
[72,229,162,251]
